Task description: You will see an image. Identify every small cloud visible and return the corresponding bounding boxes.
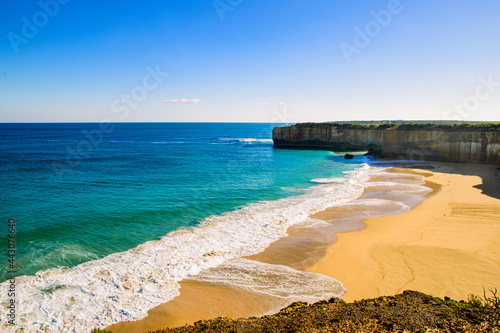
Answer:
[162,99,200,104]
[242,105,251,110]
[261,102,268,105]
[277,102,285,105]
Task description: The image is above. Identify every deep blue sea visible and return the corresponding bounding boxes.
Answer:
[0,123,365,281]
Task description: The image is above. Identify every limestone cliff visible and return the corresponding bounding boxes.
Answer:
[272,123,500,164]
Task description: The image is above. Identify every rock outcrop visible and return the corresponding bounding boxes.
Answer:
[273,123,500,164]
[146,290,500,333]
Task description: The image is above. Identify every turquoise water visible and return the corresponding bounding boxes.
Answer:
[0,123,363,282]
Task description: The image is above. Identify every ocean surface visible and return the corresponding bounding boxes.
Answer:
[0,122,378,331]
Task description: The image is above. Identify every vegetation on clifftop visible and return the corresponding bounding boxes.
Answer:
[110,290,499,333]
[292,120,500,131]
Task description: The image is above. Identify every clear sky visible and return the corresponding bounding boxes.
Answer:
[1,0,499,123]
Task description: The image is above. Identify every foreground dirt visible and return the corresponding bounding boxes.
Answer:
[148,291,499,333]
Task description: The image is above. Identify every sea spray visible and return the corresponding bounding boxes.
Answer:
[0,165,373,332]
[191,258,346,306]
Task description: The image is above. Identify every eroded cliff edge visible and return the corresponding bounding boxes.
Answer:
[272,122,500,164]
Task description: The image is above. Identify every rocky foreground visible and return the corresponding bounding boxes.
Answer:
[145,290,499,333]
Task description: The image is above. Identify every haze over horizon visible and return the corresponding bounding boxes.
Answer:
[1,0,499,123]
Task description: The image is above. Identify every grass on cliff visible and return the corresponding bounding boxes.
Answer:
[295,120,500,131]
[90,289,500,333]
[431,288,500,309]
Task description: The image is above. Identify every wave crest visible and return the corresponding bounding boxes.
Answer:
[0,164,373,332]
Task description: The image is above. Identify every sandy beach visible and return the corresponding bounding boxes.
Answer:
[308,162,500,302]
[108,162,500,332]
[107,280,288,332]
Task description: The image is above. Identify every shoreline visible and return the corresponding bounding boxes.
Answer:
[109,162,500,332]
[107,280,289,332]
[307,162,500,302]
[108,164,435,332]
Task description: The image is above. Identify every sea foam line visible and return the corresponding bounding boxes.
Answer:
[0,164,374,333]
[191,258,346,304]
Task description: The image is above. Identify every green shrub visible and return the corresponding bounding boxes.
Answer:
[467,294,484,308]
[434,296,471,308]
[465,288,500,308]
[328,297,346,304]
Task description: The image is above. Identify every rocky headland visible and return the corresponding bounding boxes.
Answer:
[272,122,500,164]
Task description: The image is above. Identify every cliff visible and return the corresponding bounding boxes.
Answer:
[140,290,500,333]
[272,122,500,164]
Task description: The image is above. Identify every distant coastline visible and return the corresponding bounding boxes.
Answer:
[273,121,500,164]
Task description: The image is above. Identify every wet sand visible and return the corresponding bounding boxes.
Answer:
[307,162,500,302]
[108,166,433,332]
[107,280,287,332]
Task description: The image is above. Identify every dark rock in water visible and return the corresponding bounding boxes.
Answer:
[344,154,354,159]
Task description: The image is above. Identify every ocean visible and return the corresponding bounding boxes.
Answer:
[0,122,374,331]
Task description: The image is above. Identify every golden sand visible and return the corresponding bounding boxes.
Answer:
[108,280,286,332]
[109,162,500,332]
[307,162,500,302]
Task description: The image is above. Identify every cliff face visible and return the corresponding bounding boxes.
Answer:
[272,123,500,164]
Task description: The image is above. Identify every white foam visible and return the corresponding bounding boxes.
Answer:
[0,164,374,332]
[369,171,424,179]
[216,138,274,144]
[237,138,273,143]
[27,242,100,268]
[310,178,345,184]
[369,160,431,164]
[192,258,345,303]
[345,198,411,217]
[279,187,307,193]
[292,218,332,228]
[151,141,185,144]
[364,182,432,194]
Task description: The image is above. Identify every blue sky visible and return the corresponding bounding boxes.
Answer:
[1,0,499,122]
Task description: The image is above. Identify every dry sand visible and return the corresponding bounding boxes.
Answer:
[307,162,500,302]
[109,162,500,332]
